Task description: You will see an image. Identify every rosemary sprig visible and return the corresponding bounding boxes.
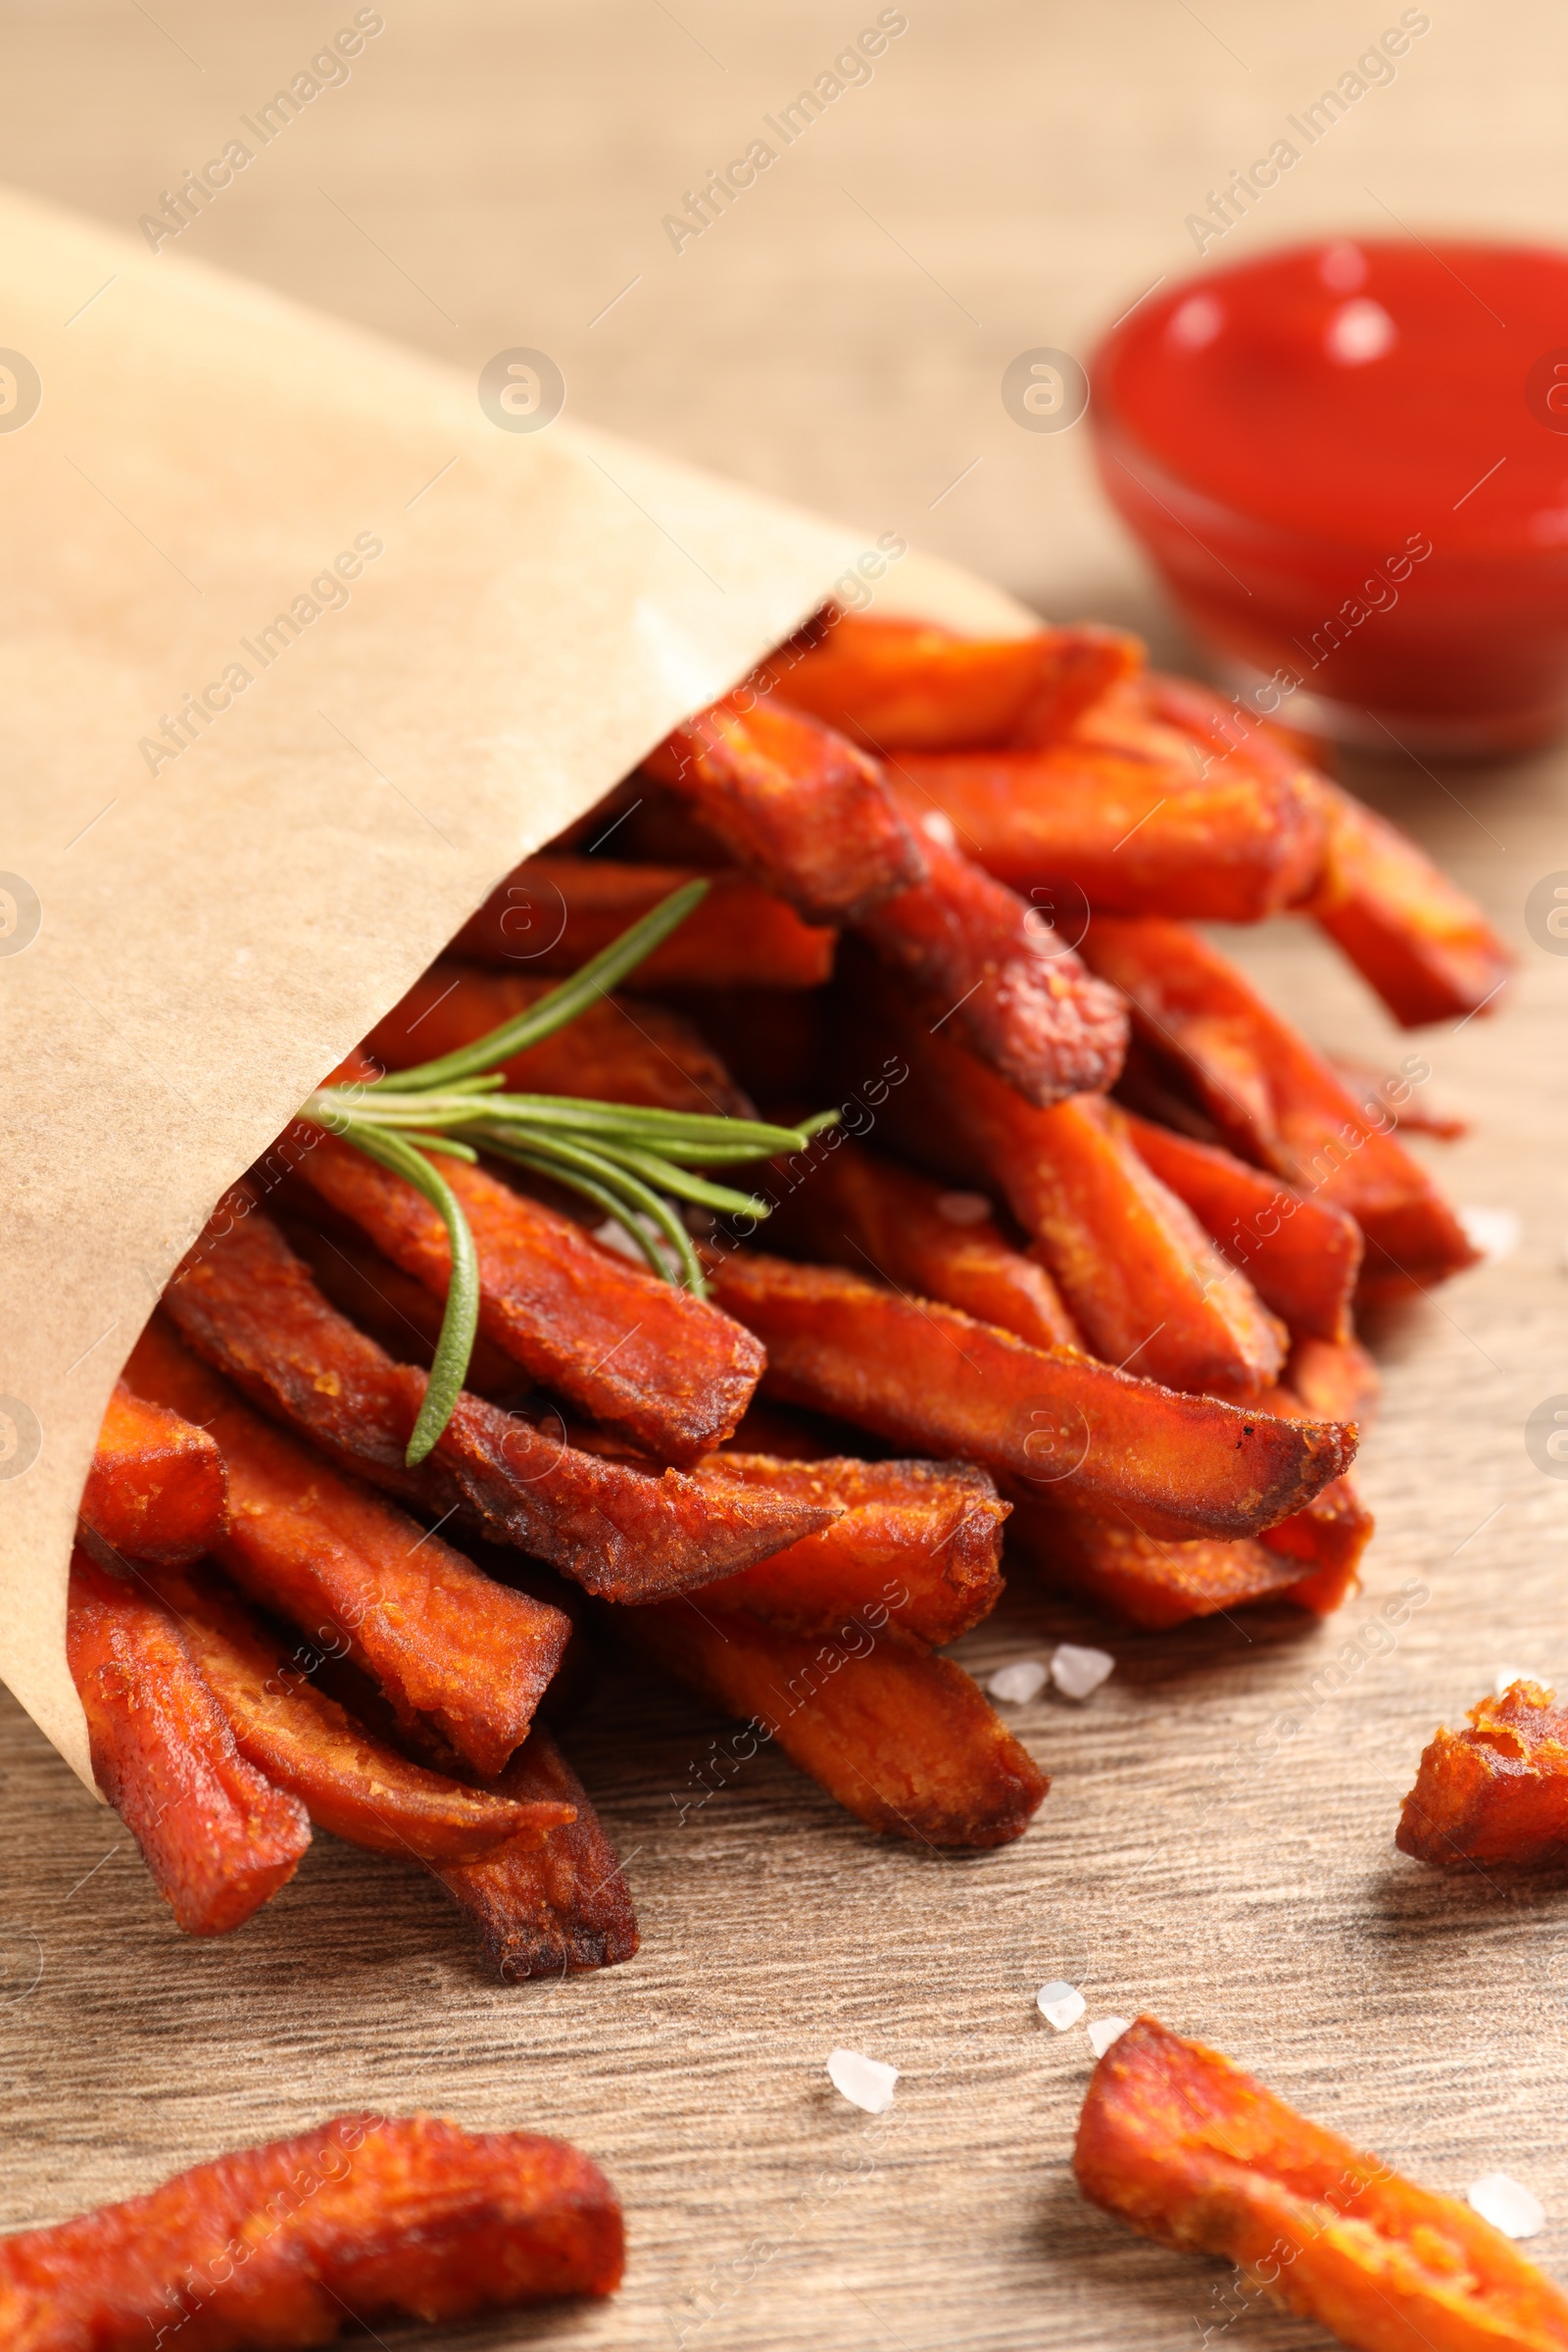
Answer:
[296,879,834,1466]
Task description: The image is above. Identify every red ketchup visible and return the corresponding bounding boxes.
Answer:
[1090,238,1568,753]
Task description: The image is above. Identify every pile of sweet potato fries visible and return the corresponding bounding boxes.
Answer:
[72,604,1509,1973]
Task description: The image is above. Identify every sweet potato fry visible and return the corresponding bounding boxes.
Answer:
[0,2110,623,2344]
[643,694,925,920]
[1285,1332,1382,1428]
[767,608,1144,750]
[1074,2013,1568,2352]
[844,970,1286,1398]
[1299,776,1514,1028]
[698,1454,1007,1644]
[1118,1110,1362,1346]
[1077,916,1480,1294]
[451,856,835,990]
[888,732,1323,920]
[1331,1054,1470,1140]
[1396,1680,1568,1870]
[66,1547,310,1936]
[1249,1383,1373,1607]
[123,1315,567,1778]
[296,1131,764,1462]
[78,1379,228,1567]
[436,1726,640,1979]
[280,1220,529,1401]
[706,1249,1353,1543]
[163,1196,838,1601]
[631,1599,1046,1847]
[153,1564,572,1864]
[364,957,752,1115]
[856,823,1128,1104]
[763,1135,1082,1352]
[1007,1498,1312,1629]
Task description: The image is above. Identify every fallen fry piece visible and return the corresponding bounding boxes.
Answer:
[1074,2013,1568,2352]
[124,1316,567,1778]
[706,1249,1353,1544]
[295,1130,764,1462]
[857,819,1129,1104]
[365,959,753,1116]
[767,607,1143,749]
[0,2110,623,2345]
[66,1546,310,1936]
[889,729,1323,920]
[762,1135,1081,1352]
[1007,1498,1311,1629]
[631,1599,1047,1847]
[152,1564,572,1864]
[699,1454,1007,1644]
[644,693,925,920]
[1118,1109,1362,1347]
[846,968,1286,1398]
[451,856,835,990]
[1285,1333,1382,1429]
[163,1196,837,1601]
[1298,775,1514,1028]
[1396,1681,1568,1870]
[436,1726,640,1979]
[1076,916,1479,1294]
[78,1379,228,1568]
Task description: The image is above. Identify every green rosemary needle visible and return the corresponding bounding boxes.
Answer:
[296,879,835,1467]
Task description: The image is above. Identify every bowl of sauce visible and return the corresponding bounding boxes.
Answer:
[1090,237,1568,755]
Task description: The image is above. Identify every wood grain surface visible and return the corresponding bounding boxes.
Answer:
[3,4,1567,2345]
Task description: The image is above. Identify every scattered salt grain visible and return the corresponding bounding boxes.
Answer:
[1467,2172,1544,2240]
[1036,1981,1086,2032]
[1087,2016,1131,2059]
[989,1660,1049,1705]
[827,2048,898,2115]
[1051,1643,1115,1702]
[1459,1206,1521,1266]
[920,809,957,849]
[936,1190,991,1226]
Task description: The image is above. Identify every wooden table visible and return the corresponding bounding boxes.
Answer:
[4,4,1567,2343]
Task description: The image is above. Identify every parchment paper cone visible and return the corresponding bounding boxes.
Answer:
[0,187,1031,1794]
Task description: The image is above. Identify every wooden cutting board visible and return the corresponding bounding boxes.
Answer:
[4,4,1567,2344]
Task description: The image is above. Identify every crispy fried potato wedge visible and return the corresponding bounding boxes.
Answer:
[78,1380,228,1568]
[644,694,925,920]
[632,1600,1046,1847]
[1075,2014,1568,2352]
[66,1547,310,1936]
[124,1315,567,1778]
[707,1249,1353,1544]
[451,856,835,990]
[1284,1332,1382,1428]
[1006,1498,1311,1629]
[436,1727,639,1979]
[164,1196,836,1602]
[0,2112,623,2343]
[1397,1680,1568,1870]
[1078,916,1479,1295]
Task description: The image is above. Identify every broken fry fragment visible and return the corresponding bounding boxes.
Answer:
[66,1547,310,1936]
[631,1599,1046,1847]
[0,2110,623,2344]
[78,1379,228,1566]
[452,855,836,990]
[1397,1680,1568,1870]
[1074,2013,1568,2352]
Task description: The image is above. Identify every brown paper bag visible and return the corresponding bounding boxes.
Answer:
[0,186,1031,1790]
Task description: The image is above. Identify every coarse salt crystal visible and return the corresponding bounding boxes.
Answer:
[1459,1206,1521,1266]
[1051,1642,1114,1701]
[920,808,957,848]
[827,2047,898,2114]
[1088,2016,1131,2058]
[1467,2172,1545,2239]
[936,1190,991,1226]
[989,1660,1049,1705]
[1036,1981,1086,2032]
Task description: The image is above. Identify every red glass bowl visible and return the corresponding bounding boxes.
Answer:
[1089,237,1568,756]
